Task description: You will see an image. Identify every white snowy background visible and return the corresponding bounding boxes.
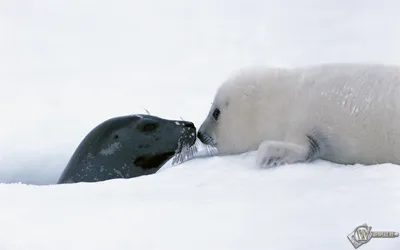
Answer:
[1,0,400,249]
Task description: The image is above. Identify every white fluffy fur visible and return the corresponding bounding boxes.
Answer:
[198,63,400,167]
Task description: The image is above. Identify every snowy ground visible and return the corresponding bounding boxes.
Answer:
[1,0,400,249]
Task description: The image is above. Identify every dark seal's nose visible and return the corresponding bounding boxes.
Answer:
[183,122,195,129]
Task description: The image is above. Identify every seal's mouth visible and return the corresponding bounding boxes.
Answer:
[171,121,218,166]
[175,131,197,153]
[170,123,198,164]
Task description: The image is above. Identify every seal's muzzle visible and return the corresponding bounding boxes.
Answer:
[175,121,196,152]
[197,131,216,147]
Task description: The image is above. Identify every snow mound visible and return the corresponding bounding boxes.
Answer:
[1,153,399,250]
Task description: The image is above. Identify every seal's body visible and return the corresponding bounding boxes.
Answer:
[58,114,196,184]
[197,63,400,167]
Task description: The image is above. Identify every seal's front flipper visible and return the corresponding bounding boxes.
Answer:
[256,136,321,168]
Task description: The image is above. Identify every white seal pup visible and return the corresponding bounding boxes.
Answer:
[197,63,400,167]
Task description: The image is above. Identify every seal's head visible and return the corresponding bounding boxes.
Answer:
[197,68,284,155]
[128,115,197,170]
[57,114,197,184]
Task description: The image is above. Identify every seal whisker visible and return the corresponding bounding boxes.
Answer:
[172,139,200,166]
[140,107,151,115]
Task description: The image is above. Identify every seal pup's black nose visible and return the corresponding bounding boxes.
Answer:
[197,131,207,144]
[197,131,216,146]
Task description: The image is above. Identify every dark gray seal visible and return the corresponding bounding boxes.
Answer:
[57,114,196,184]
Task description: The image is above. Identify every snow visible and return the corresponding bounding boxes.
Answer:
[1,0,400,249]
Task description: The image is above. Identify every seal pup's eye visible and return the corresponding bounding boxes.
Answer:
[212,108,220,121]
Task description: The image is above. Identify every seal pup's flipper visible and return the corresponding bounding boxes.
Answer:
[256,134,322,168]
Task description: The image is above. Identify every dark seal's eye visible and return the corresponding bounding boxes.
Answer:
[143,123,156,132]
[136,120,158,132]
[212,108,221,121]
